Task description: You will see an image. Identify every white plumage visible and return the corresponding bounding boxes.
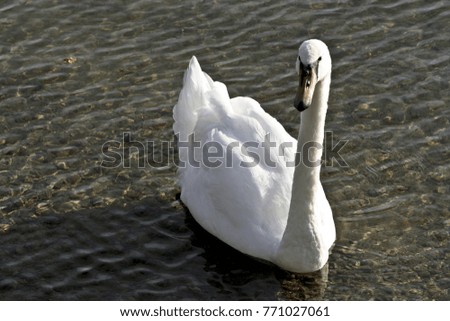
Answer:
[173,39,335,273]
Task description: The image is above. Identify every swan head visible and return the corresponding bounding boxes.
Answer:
[294,39,331,111]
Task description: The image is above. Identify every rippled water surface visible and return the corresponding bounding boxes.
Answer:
[0,0,448,300]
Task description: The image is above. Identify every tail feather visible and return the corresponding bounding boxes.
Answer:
[173,56,235,182]
[173,56,213,142]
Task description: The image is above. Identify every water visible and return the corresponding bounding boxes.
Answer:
[0,0,448,300]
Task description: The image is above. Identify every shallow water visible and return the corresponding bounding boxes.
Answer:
[0,0,448,300]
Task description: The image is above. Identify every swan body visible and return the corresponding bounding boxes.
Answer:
[173,39,335,273]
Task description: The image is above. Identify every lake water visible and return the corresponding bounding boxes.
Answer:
[0,0,448,300]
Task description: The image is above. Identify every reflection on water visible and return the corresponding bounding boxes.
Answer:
[0,0,449,300]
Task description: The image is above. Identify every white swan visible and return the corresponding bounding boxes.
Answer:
[173,39,335,273]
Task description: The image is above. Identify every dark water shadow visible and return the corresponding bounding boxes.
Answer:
[0,199,187,300]
[0,196,330,300]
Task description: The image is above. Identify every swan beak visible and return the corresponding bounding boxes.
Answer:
[294,63,318,112]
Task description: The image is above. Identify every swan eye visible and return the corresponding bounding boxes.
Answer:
[318,56,322,61]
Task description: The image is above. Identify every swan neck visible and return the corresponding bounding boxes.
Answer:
[289,76,329,212]
[297,76,330,178]
[275,75,331,273]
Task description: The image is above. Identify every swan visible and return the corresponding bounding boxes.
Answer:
[173,39,336,273]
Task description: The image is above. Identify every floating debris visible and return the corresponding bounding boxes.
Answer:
[63,57,77,64]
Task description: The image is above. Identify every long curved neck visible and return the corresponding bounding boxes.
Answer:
[290,75,329,220]
[296,75,330,180]
[275,75,331,272]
